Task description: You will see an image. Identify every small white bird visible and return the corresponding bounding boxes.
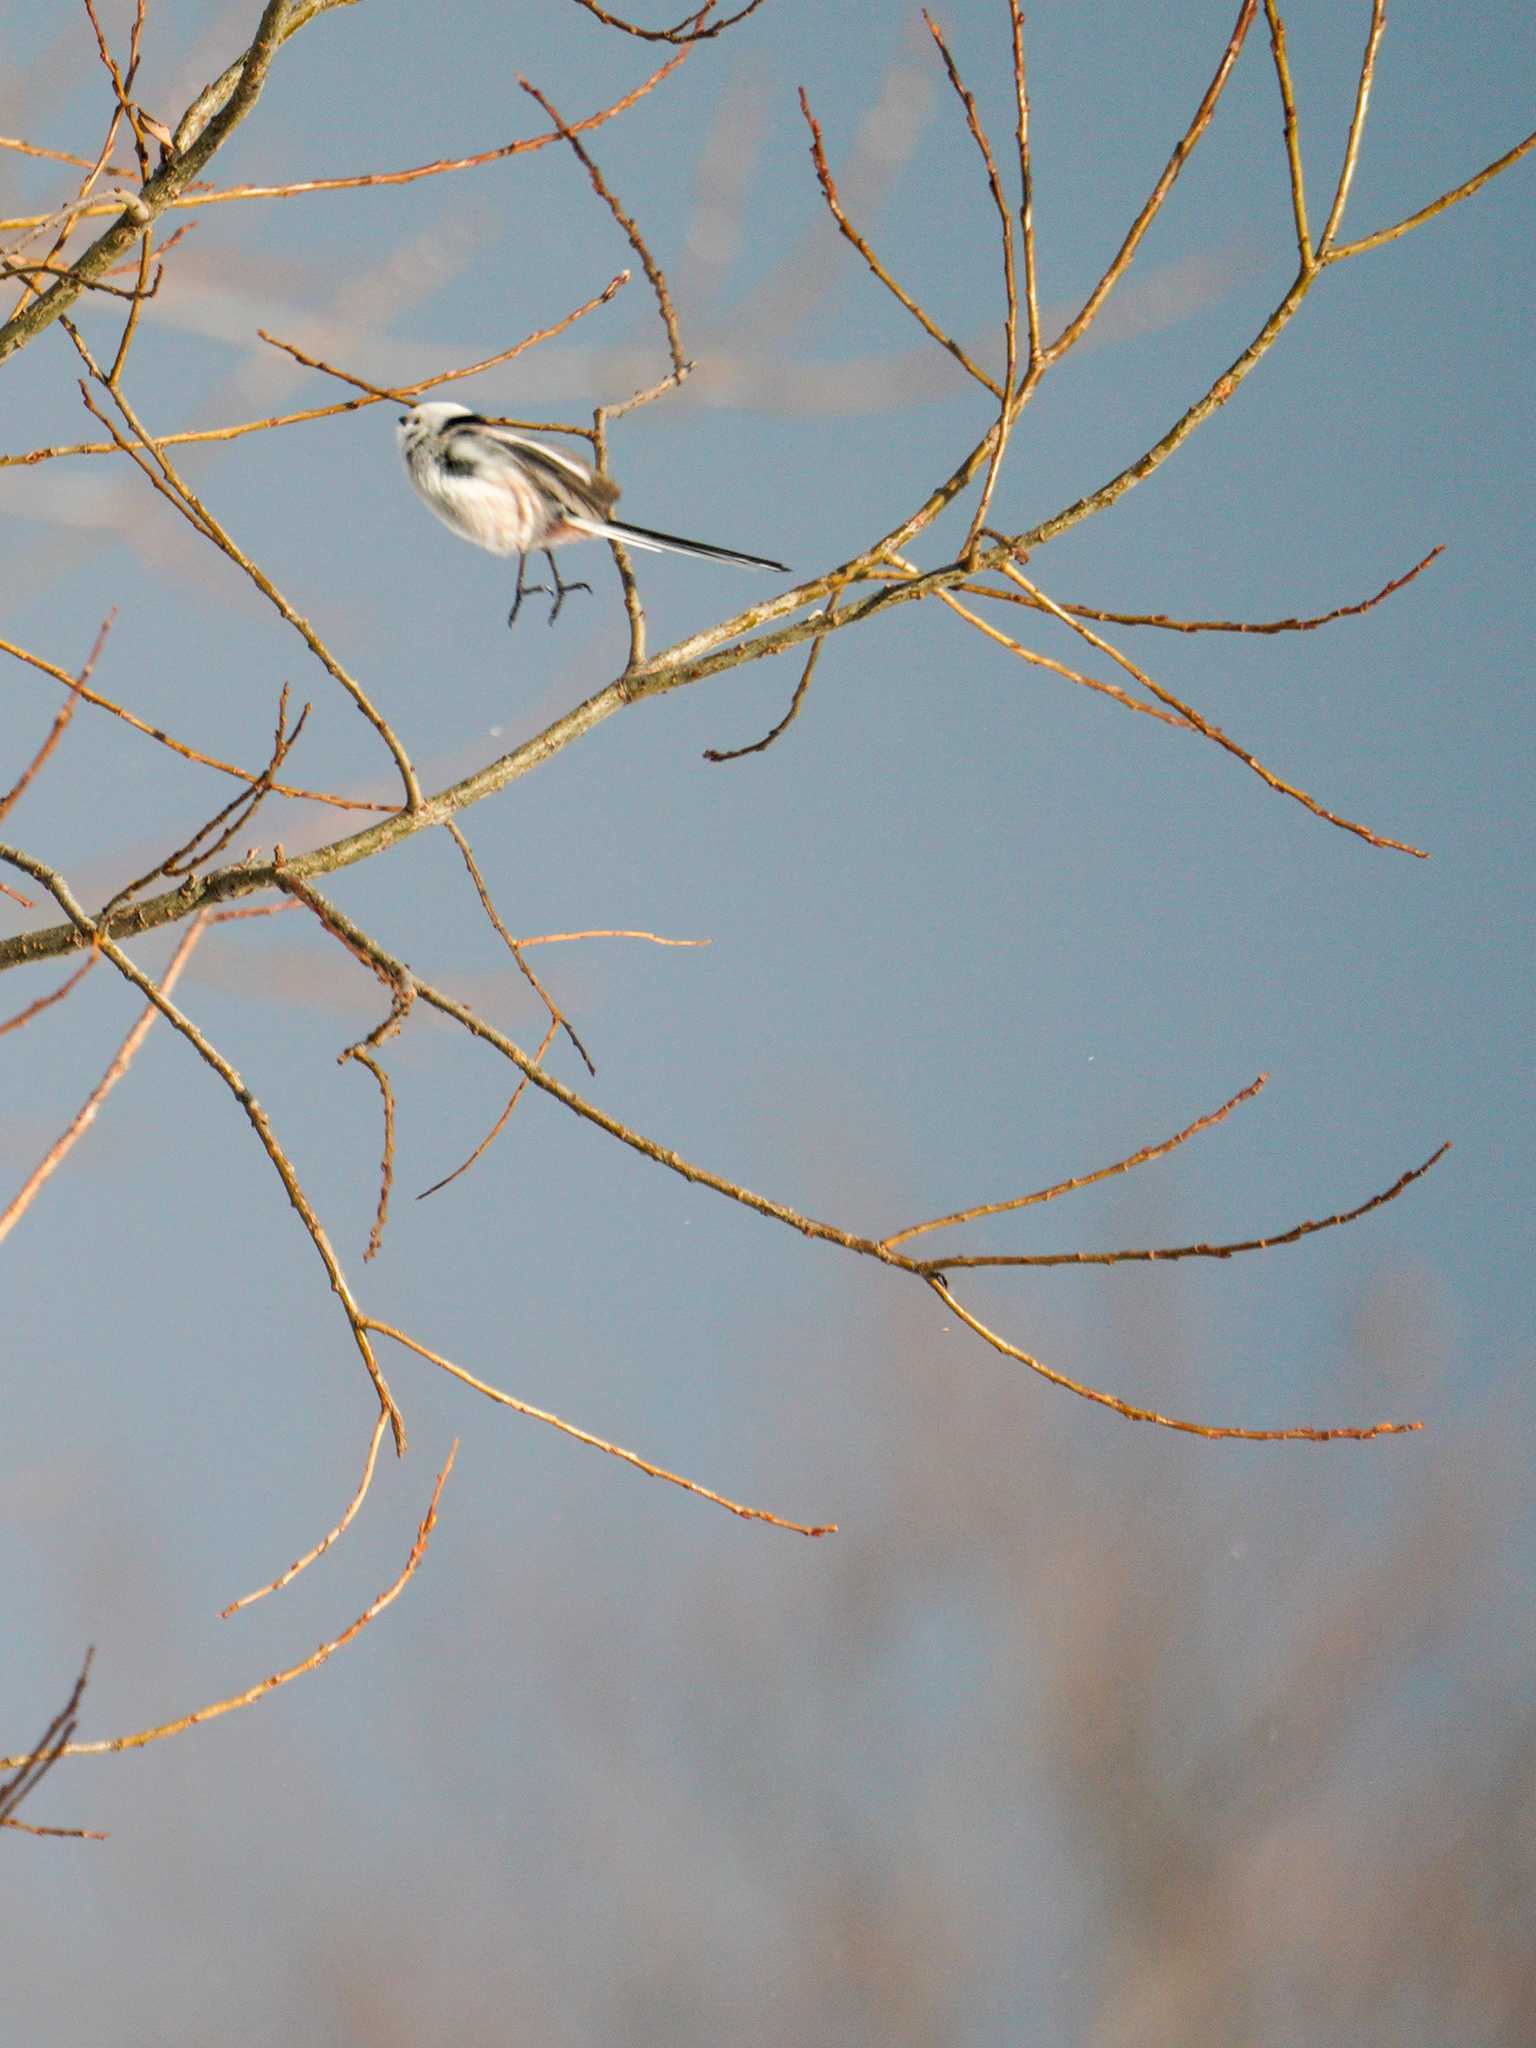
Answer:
[396,401,788,626]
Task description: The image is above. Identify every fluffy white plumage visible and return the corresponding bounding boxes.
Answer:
[396,401,786,623]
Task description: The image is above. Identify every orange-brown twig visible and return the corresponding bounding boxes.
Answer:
[1009,0,1041,371]
[444,821,596,1076]
[0,1450,456,1770]
[0,46,696,235]
[0,912,211,1249]
[704,584,841,759]
[921,11,1019,554]
[799,88,1002,398]
[914,1144,1451,1271]
[344,1046,397,1263]
[881,1075,1269,1248]
[927,1277,1420,1442]
[568,0,768,42]
[0,849,407,1453]
[68,333,423,812]
[1040,546,1446,637]
[892,557,1192,728]
[220,1410,390,1616]
[255,884,1427,1445]
[513,929,709,949]
[255,268,630,421]
[1044,0,1258,366]
[416,1018,560,1202]
[0,628,387,812]
[0,616,111,824]
[367,1320,835,1536]
[0,956,98,1038]
[95,687,309,924]
[1004,562,1429,857]
[2,293,624,466]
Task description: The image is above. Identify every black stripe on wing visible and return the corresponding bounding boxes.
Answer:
[439,416,620,519]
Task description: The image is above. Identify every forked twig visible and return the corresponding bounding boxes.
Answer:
[915,1144,1451,1271]
[0,1651,105,1840]
[0,849,407,1453]
[1003,561,1429,857]
[444,821,596,1076]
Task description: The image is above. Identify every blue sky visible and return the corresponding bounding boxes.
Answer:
[3,3,1533,2040]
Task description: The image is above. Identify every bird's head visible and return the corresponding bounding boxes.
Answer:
[396,400,476,451]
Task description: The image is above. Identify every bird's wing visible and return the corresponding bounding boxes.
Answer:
[440,417,622,519]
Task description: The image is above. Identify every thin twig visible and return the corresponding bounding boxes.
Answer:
[0,956,98,1038]
[94,687,308,924]
[1044,0,1258,364]
[798,88,1002,398]
[916,1144,1451,1271]
[928,1277,1421,1442]
[704,584,841,759]
[520,80,684,375]
[367,1320,834,1535]
[0,1451,455,1769]
[444,821,596,1075]
[0,913,212,1249]
[1004,562,1429,856]
[514,928,709,949]
[1263,1,1312,267]
[0,616,111,823]
[567,0,768,43]
[1324,125,1536,263]
[3,292,625,466]
[67,332,423,811]
[1009,0,1041,371]
[1315,0,1387,256]
[0,48,695,238]
[343,1046,397,1262]
[0,1650,103,1838]
[0,628,384,811]
[881,1075,1269,1248]
[1049,546,1446,636]
[240,884,1426,1444]
[416,1017,560,1201]
[920,12,1019,555]
[220,1411,390,1616]
[919,570,1193,729]
[0,847,407,1452]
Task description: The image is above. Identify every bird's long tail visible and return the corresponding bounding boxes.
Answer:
[569,515,787,573]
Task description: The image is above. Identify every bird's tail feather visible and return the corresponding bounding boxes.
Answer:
[570,516,786,573]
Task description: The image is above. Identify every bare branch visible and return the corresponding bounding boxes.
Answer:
[0,847,408,1453]
[881,1075,1269,1248]
[1002,563,1429,857]
[0,1450,456,1769]
[927,1278,1421,1442]
[367,1320,834,1536]
[0,912,211,1249]
[220,1412,390,1615]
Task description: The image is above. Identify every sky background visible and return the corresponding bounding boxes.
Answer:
[3,2,1533,2041]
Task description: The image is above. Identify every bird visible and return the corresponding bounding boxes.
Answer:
[396,401,788,626]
